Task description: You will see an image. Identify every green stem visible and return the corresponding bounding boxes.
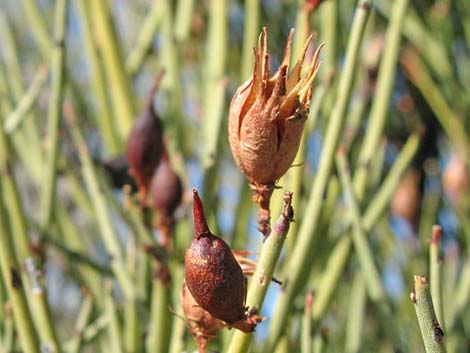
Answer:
[241,0,259,80]
[0,180,39,353]
[311,132,419,328]
[354,0,409,198]
[65,292,94,353]
[429,226,445,330]
[105,282,124,353]
[19,0,52,56]
[126,0,164,76]
[401,49,470,154]
[227,192,294,353]
[66,105,135,300]
[0,13,43,155]
[3,66,48,134]
[40,0,68,231]
[267,1,372,348]
[89,0,135,141]
[344,272,366,353]
[75,0,120,155]
[202,0,227,187]
[146,279,172,353]
[174,0,195,42]
[336,151,389,304]
[412,276,447,353]
[301,291,314,353]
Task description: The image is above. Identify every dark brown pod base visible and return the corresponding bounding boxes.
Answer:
[185,189,263,333]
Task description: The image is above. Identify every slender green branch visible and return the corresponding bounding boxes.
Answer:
[3,66,48,134]
[126,0,164,76]
[146,279,172,353]
[412,275,446,353]
[401,48,470,154]
[354,0,409,198]
[174,0,195,42]
[105,282,124,353]
[75,0,120,155]
[227,192,294,353]
[0,180,39,353]
[0,12,42,155]
[344,272,366,353]
[40,0,68,231]
[89,0,135,141]
[65,291,94,353]
[267,1,372,348]
[429,226,444,330]
[65,104,135,299]
[301,291,314,353]
[240,0,259,80]
[336,150,389,304]
[311,131,420,328]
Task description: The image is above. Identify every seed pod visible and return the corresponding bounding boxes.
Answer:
[185,189,262,333]
[149,154,183,249]
[126,71,165,201]
[390,168,421,226]
[102,155,137,191]
[442,153,469,205]
[181,280,224,353]
[228,28,323,236]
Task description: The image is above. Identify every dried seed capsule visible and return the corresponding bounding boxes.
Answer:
[125,71,165,200]
[184,189,262,333]
[228,28,323,236]
[181,280,224,353]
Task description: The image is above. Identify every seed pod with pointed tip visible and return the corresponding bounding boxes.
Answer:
[184,189,262,333]
[126,71,165,200]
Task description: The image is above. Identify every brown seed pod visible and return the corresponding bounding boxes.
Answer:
[184,189,263,333]
[149,154,183,249]
[390,168,421,225]
[181,280,224,353]
[125,71,165,201]
[228,28,323,237]
[442,153,469,205]
[102,155,137,191]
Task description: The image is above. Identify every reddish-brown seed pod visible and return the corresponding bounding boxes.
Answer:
[150,155,183,218]
[390,168,421,225]
[125,71,165,200]
[149,154,183,249]
[442,153,469,205]
[184,189,262,333]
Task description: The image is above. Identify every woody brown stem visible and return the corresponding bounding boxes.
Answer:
[250,182,275,238]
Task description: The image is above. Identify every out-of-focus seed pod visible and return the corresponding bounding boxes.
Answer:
[228,27,323,237]
[149,154,183,250]
[185,189,263,333]
[125,71,165,201]
[303,0,326,13]
[390,168,421,226]
[181,281,224,353]
[102,155,137,191]
[442,153,469,205]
